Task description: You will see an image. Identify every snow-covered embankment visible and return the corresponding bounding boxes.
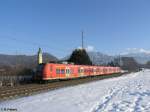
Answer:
[0,70,150,112]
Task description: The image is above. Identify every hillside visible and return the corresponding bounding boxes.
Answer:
[0,53,58,75]
[0,53,58,67]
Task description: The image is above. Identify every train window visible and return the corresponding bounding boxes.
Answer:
[69,69,73,74]
[56,69,60,74]
[109,68,112,72]
[93,68,96,72]
[78,69,84,73]
[91,69,93,72]
[80,69,81,73]
[61,69,65,74]
[100,68,103,73]
[81,69,84,73]
[96,68,99,72]
[66,69,70,74]
[78,69,80,73]
[103,68,107,73]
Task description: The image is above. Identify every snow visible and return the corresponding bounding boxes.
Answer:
[1,70,150,112]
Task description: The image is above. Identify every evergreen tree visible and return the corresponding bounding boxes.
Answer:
[68,49,92,65]
[107,61,115,66]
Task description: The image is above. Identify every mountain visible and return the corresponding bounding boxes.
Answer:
[88,48,150,65]
[88,52,114,65]
[0,53,58,70]
[119,57,140,71]
[121,51,150,64]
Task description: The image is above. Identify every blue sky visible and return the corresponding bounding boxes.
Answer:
[0,0,150,58]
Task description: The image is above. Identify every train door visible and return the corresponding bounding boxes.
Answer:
[78,67,84,77]
[55,67,60,78]
[93,68,96,75]
[66,67,70,78]
[49,65,53,78]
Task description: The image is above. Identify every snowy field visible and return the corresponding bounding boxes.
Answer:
[0,70,150,112]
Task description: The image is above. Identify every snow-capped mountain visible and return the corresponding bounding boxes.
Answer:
[121,48,150,64]
[62,48,150,65]
[88,52,114,65]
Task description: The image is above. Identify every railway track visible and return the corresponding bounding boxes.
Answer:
[0,73,126,101]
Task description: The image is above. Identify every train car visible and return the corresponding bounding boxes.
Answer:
[35,63,121,82]
[42,63,78,80]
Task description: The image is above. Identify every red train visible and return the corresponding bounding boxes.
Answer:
[35,63,121,81]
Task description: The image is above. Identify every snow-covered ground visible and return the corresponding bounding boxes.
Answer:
[1,70,150,112]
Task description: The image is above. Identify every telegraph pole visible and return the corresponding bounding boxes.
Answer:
[81,30,84,49]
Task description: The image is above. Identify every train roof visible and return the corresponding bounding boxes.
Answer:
[41,62,120,68]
